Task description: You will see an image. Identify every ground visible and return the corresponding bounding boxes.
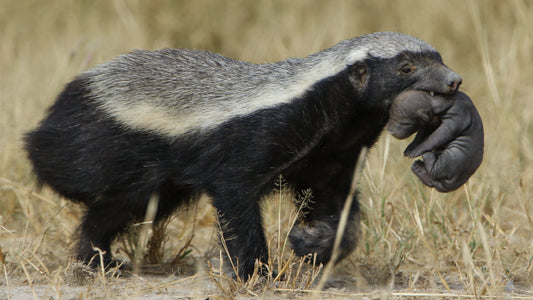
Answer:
[1,0,533,299]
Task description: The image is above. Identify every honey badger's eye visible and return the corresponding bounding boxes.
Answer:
[400,64,415,74]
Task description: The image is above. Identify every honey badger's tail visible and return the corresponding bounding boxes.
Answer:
[24,78,107,204]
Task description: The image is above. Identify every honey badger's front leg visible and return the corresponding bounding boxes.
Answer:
[212,187,269,280]
[288,148,363,265]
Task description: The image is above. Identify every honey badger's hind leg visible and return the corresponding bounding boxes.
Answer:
[77,190,153,269]
[76,180,196,270]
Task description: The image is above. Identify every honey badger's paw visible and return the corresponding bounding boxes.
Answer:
[289,222,357,265]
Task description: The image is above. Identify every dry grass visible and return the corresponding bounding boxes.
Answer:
[1,0,532,298]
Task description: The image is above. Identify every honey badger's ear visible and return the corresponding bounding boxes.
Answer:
[348,61,368,91]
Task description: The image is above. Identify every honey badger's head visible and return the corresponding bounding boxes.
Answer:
[327,32,462,106]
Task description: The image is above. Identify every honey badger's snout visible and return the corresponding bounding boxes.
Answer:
[412,64,462,95]
[446,71,462,93]
[436,67,462,94]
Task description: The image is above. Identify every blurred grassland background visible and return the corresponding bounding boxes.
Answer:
[1,0,533,298]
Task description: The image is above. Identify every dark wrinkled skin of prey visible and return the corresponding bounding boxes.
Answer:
[387,90,484,192]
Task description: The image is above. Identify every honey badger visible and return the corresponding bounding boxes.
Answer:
[25,32,466,280]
